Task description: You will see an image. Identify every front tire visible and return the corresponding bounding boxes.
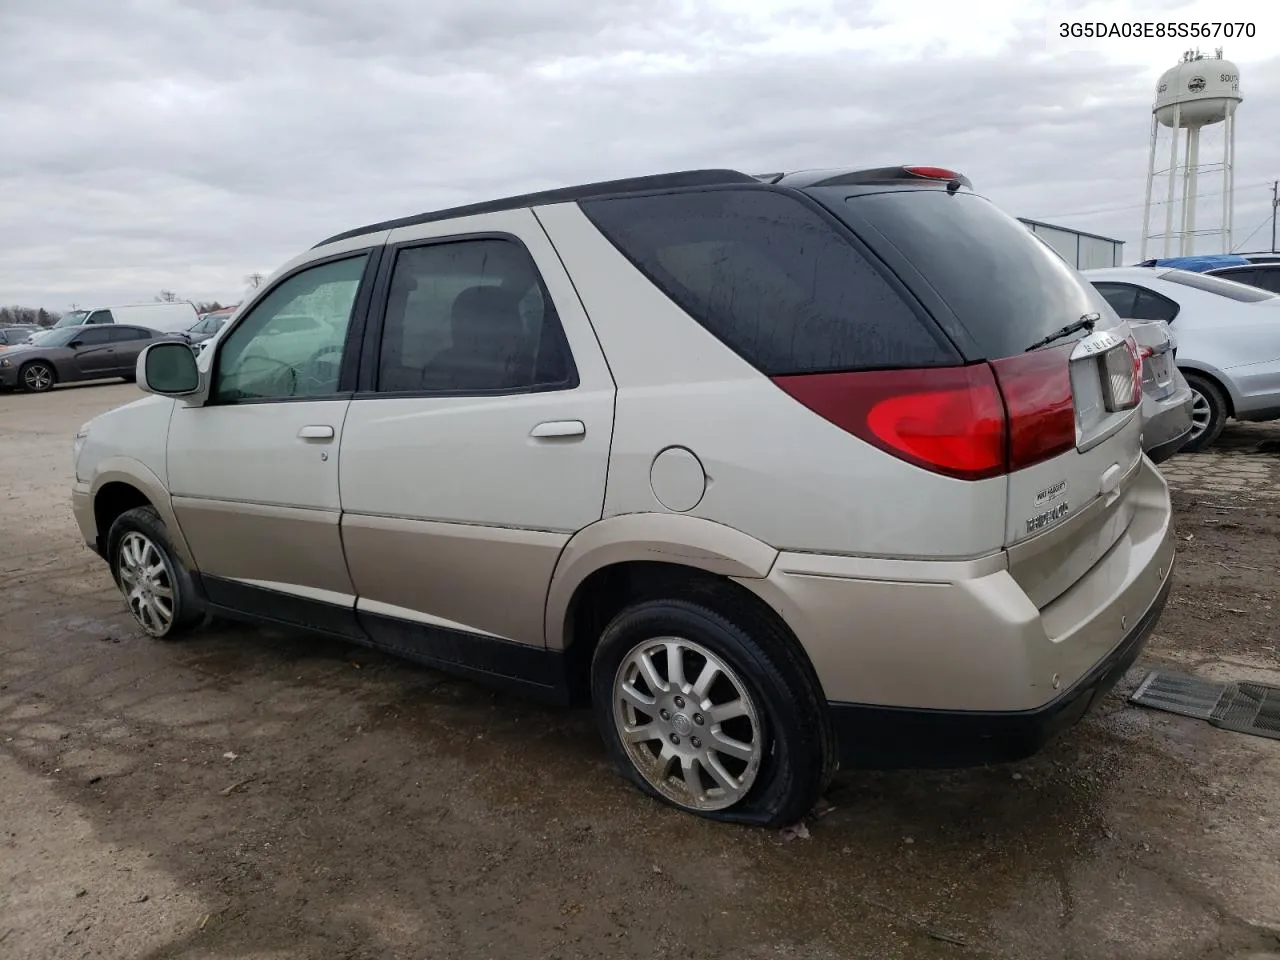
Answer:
[1182,373,1228,453]
[107,506,203,639]
[591,598,834,826]
[19,361,56,393]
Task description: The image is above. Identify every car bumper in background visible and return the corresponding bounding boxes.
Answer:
[737,457,1176,769]
[1142,377,1194,464]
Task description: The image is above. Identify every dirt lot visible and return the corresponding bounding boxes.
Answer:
[2,382,1279,960]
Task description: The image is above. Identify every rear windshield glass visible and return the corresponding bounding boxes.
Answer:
[833,190,1117,358]
[581,188,957,376]
[1161,269,1276,302]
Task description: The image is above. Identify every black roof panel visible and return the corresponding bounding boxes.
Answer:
[312,168,759,248]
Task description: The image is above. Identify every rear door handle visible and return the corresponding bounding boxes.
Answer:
[298,425,335,441]
[530,420,586,439]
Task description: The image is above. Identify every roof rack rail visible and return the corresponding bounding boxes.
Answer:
[313,168,759,248]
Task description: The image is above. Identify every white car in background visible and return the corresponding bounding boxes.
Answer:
[1083,266,1280,451]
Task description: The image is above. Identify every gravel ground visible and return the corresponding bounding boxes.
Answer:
[2,382,1279,960]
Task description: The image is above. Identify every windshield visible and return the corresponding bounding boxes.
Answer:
[1160,269,1277,302]
[53,310,89,328]
[26,328,79,347]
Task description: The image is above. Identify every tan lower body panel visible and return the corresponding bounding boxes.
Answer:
[340,514,567,647]
[171,496,354,597]
[736,460,1175,712]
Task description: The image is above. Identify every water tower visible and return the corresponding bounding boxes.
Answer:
[1139,48,1242,259]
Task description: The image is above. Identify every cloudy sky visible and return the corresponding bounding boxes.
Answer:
[2,0,1278,310]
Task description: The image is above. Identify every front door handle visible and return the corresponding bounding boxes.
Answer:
[530,420,586,439]
[298,425,335,441]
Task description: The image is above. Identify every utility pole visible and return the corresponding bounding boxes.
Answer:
[1272,180,1278,253]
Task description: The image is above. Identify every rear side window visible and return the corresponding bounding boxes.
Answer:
[829,190,1116,359]
[581,188,955,376]
[1092,282,1180,322]
[1162,269,1276,302]
[376,238,576,394]
[1253,269,1280,295]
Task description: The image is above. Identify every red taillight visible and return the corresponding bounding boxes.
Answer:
[903,165,961,181]
[989,344,1076,471]
[772,365,1007,480]
[772,346,1078,481]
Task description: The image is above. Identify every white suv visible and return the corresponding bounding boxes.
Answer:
[72,166,1175,825]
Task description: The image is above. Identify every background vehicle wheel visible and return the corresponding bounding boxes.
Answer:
[19,361,56,393]
[1182,373,1228,453]
[106,506,203,639]
[591,598,835,827]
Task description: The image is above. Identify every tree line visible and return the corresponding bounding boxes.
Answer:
[0,306,60,327]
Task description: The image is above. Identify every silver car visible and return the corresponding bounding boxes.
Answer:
[1086,266,1280,451]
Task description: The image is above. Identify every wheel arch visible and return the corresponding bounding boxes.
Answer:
[548,514,799,704]
[1177,362,1237,417]
[90,460,195,567]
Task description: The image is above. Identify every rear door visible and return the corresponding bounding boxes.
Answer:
[823,187,1144,607]
[338,209,615,669]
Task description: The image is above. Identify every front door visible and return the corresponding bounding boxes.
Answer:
[166,250,377,636]
[69,326,126,378]
[337,210,615,686]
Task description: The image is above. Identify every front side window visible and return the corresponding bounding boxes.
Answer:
[86,310,114,324]
[73,327,113,346]
[375,238,575,394]
[214,254,367,402]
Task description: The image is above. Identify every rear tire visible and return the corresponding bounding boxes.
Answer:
[107,506,204,639]
[19,361,56,393]
[590,598,834,827]
[1182,373,1227,453]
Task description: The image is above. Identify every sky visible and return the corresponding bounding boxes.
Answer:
[2,0,1278,310]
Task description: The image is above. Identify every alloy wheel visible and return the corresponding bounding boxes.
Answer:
[612,636,763,812]
[117,531,176,636]
[1189,387,1212,440]
[23,364,53,391]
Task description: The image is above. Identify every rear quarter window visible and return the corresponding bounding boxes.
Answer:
[580,188,957,376]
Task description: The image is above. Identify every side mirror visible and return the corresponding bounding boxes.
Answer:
[68,339,84,348]
[138,341,203,398]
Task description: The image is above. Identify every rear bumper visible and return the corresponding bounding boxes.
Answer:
[827,570,1172,768]
[735,457,1176,768]
[1142,380,1193,463]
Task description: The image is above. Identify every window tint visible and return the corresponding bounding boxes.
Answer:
[1210,268,1258,286]
[116,327,153,340]
[376,238,575,393]
[1252,269,1280,295]
[1162,269,1276,302]
[214,254,367,402]
[1133,289,1179,322]
[86,310,114,324]
[582,189,953,375]
[74,327,113,345]
[1093,283,1136,318]
[826,189,1117,359]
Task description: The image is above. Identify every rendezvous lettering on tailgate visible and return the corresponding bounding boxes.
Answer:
[1026,501,1071,534]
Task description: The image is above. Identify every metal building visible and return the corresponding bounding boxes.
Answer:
[1018,217,1125,270]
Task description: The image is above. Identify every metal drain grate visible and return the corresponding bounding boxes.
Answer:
[1210,682,1280,741]
[1129,670,1229,719]
[1130,670,1280,742]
